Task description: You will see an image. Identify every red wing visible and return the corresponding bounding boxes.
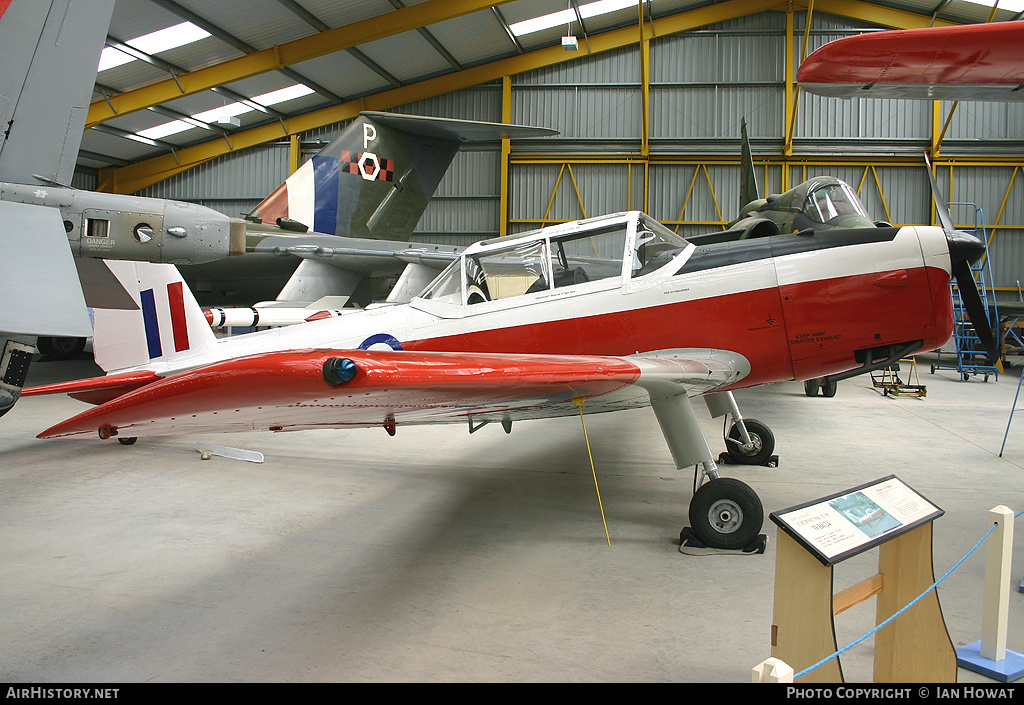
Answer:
[22,370,162,405]
[36,348,747,440]
[798,22,1024,102]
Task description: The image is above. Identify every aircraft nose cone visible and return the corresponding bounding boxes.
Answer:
[947,230,986,269]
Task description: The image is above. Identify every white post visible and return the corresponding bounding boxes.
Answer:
[751,657,794,683]
[981,505,1013,662]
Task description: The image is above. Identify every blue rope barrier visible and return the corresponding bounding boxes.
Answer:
[794,508,1024,680]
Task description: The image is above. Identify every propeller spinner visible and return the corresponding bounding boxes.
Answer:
[925,154,1003,372]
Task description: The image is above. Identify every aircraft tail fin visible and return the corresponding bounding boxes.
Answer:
[0,0,117,186]
[738,118,760,215]
[249,112,556,241]
[92,261,217,373]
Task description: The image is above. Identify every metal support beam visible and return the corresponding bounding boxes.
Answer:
[386,0,463,70]
[289,133,301,175]
[500,75,512,238]
[639,2,650,159]
[87,0,516,128]
[104,0,783,193]
[783,10,796,162]
[490,6,524,54]
[100,0,966,195]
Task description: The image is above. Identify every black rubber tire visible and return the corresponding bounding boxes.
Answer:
[803,379,820,396]
[820,377,838,397]
[117,437,138,446]
[689,478,764,550]
[36,336,86,360]
[725,418,775,466]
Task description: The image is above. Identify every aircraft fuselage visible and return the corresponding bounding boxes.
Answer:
[140,213,955,395]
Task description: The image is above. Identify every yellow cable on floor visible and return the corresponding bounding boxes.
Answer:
[573,393,611,546]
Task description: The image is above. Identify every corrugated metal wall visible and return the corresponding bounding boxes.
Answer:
[140,143,291,218]
[136,9,1024,284]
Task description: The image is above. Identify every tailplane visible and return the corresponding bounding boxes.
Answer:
[93,261,216,373]
[250,111,557,241]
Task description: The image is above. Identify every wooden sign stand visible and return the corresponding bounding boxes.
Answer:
[771,520,956,682]
[769,476,955,682]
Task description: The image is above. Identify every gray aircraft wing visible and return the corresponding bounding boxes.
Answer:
[0,0,116,340]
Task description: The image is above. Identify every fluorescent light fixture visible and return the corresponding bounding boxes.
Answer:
[98,21,211,72]
[134,84,315,141]
[509,0,638,37]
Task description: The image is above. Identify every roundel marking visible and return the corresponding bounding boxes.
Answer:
[358,152,381,181]
[358,333,403,351]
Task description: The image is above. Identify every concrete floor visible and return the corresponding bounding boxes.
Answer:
[1,351,1023,683]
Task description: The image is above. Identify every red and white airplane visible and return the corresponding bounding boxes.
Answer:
[23,208,989,549]
[798,21,1024,102]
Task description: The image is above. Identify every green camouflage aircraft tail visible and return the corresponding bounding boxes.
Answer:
[250,111,556,241]
[738,118,760,216]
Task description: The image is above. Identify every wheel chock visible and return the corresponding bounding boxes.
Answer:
[717,452,779,468]
[677,527,767,556]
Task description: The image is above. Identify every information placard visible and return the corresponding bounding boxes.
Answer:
[769,475,943,565]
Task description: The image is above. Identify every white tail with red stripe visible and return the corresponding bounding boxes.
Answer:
[93,261,216,373]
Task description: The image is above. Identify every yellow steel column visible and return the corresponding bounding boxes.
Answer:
[96,166,117,194]
[785,1,814,159]
[639,4,651,211]
[640,9,651,158]
[289,133,301,174]
[782,9,795,185]
[500,75,512,238]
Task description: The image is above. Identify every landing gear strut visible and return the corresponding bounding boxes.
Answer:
[651,390,771,551]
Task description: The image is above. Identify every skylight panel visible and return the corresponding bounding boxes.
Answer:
[98,21,211,72]
[137,120,191,140]
[578,0,638,20]
[509,8,575,36]
[252,84,316,106]
[509,0,640,37]
[133,84,315,141]
[97,47,135,72]
[959,0,1024,11]
[191,102,252,124]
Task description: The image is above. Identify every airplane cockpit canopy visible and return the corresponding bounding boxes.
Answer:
[802,179,873,226]
[416,212,690,310]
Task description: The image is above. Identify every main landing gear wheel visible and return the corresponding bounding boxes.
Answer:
[689,477,763,550]
[725,418,775,466]
[803,377,837,397]
[36,336,86,360]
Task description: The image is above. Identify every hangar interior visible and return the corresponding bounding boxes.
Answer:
[2,0,1024,684]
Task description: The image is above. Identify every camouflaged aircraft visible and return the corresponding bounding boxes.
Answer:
[178,111,556,313]
[693,120,889,250]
